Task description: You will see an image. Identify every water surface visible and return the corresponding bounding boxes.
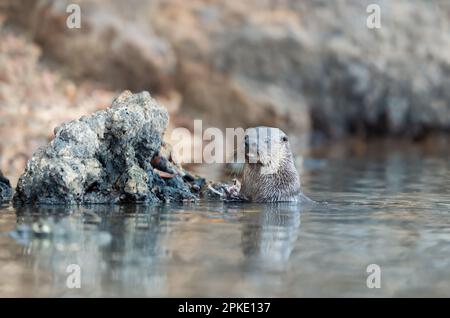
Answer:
[0,143,449,297]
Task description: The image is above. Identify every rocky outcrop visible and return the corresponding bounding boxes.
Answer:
[1,0,310,140]
[14,91,203,205]
[3,0,450,146]
[0,25,117,180]
[159,0,450,139]
[0,170,12,202]
[1,0,175,93]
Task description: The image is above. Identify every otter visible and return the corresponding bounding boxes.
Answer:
[238,126,309,203]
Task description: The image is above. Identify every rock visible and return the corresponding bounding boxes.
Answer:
[2,0,310,141]
[0,170,13,202]
[14,91,202,205]
[190,0,450,139]
[0,26,116,181]
[3,0,176,93]
[4,0,450,146]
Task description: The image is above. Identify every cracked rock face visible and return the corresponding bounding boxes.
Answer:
[14,91,200,205]
[0,170,13,202]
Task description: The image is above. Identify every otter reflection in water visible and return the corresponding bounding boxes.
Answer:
[239,203,302,270]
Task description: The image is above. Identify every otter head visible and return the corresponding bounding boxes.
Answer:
[244,127,293,175]
[240,127,301,202]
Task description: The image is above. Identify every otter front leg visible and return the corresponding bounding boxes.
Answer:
[224,179,249,202]
[204,179,248,202]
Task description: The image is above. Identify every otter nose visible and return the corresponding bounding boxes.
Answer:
[244,135,258,156]
[244,135,257,149]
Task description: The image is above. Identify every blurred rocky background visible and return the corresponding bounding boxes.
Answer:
[1,0,450,183]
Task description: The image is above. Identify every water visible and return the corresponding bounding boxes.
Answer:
[0,142,449,297]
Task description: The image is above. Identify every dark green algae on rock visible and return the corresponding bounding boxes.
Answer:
[14,90,203,205]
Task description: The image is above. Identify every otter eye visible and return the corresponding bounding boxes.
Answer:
[281,136,288,142]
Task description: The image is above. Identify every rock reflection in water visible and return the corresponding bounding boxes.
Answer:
[9,202,303,296]
[12,205,173,296]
